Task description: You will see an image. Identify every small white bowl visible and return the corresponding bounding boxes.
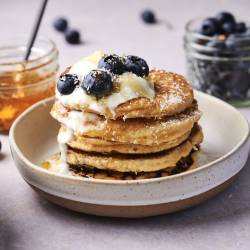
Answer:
[9,91,250,218]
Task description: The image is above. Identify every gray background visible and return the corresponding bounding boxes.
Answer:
[1,0,250,249]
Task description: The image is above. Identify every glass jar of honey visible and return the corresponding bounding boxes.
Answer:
[0,36,59,131]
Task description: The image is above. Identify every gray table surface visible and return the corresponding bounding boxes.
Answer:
[1,0,250,249]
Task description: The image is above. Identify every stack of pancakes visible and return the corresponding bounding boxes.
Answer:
[50,70,203,180]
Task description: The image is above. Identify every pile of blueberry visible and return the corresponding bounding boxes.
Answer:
[53,17,81,44]
[200,12,247,37]
[197,12,250,54]
[57,54,149,98]
[185,12,250,102]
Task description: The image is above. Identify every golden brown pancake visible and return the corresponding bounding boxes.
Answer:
[42,151,199,180]
[64,126,192,154]
[66,125,203,173]
[56,70,194,119]
[51,101,201,145]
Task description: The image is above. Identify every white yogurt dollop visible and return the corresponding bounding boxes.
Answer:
[56,50,155,117]
[57,126,73,174]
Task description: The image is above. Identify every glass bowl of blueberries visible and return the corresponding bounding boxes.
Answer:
[184,12,250,106]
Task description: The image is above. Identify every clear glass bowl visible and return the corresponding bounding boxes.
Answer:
[0,36,59,131]
[184,17,250,107]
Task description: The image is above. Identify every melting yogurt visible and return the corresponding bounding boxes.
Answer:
[57,126,73,174]
[56,50,155,117]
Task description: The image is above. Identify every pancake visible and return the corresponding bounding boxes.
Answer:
[47,52,203,180]
[56,70,194,119]
[42,151,199,180]
[64,126,192,154]
[51,101,201,145]
[66,125,203,173]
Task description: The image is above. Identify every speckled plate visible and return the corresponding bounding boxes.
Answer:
[9,91,250,218]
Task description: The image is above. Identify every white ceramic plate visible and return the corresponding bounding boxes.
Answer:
[9,91,250,218]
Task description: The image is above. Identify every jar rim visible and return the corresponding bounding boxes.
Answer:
[0,35,57,66]
[184,17,250,60]
[0,36,59,90]
[185,17,250,40]
[185,17,214,40]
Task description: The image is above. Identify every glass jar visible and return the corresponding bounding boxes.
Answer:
[184,18,250,107]
[0,36,59,131]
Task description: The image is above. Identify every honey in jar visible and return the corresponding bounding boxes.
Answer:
[0,37,59,131]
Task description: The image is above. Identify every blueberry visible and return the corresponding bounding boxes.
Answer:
[198,62,220,87]
[57,74,80,95]
[225,34,245,50]
[213,69,250,100]
[236,22,247,33]
[229,75,249,99]
[228,70,250,92]
[98,54,125,75]
[208,83,226,99]
[222,22,236,35]
[141,10,156,24]
[53,17,68,32]
[225,34,237,49]
[207,37,226,49]
[226,34,250,50]
[82,70,113,98]
[65,30,81,44]
[125,55,149,77]
[200,18,219,36]
[216,12,235,25]
[245,28,250,36]
[230,89,246,100]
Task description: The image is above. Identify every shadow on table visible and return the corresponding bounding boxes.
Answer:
[0,221,21,250]
[34,155,250,231]
[0,153,6,161]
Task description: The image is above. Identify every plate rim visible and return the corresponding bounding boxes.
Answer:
[9,91,250,185]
